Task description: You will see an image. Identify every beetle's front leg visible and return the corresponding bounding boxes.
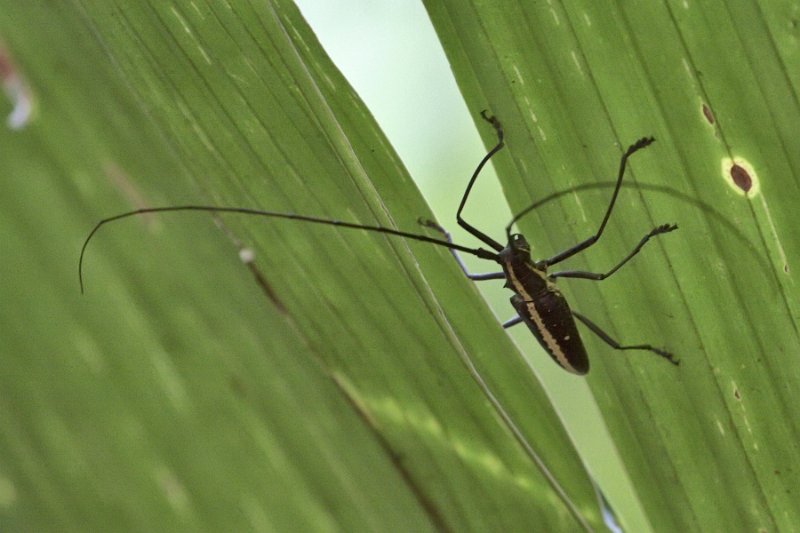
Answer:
[418,218,505,281]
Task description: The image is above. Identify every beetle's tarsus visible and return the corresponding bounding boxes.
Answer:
[629,136,655,154]
[653,223,678,235]
[655,348,680,367]
[479,110,504,140]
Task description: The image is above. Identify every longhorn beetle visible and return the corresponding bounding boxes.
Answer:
[79,111,678,375]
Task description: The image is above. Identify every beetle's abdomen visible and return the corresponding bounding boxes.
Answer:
[511,293,589,375]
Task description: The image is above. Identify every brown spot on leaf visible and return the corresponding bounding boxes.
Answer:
[246,261,287,314]
[730,164,752,193]
[702,104,715,124]
[0,48,14,80]
[733,388,741,400]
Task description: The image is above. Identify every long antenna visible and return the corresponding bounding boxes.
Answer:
[78,205,500,293]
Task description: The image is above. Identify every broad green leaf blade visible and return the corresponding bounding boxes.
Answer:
[0,1,609,530]
[425,1,800,531]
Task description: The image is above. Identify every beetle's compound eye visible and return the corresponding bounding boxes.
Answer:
[511,233,530,251]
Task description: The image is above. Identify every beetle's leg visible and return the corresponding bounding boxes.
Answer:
[502,315,524,328]
[541,137,656,268]
[572,311,678,366]
[455,111,506,252]
[550,223,677,281]
[419,218,505,281]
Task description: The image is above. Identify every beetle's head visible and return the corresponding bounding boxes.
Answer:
[498,233,533,265]
[507,233,531,262]
[509,233,531,254]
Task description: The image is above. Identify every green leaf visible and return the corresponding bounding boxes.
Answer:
[425,0,800,530]
[0,1,609,530]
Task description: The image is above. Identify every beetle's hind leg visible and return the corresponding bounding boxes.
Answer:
[418,218,505,281]
[502,315,524,328]
[572,311,678,366]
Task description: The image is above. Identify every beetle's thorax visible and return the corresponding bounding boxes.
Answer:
[499,234,552,298]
